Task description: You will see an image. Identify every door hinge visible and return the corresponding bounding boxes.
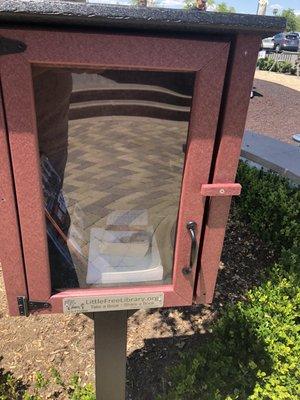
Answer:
[0,37,26,56]
[17,296,51,317]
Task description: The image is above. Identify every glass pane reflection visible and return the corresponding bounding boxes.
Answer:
[33,68,194,291]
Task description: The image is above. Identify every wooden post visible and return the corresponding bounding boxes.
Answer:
[94,311,128,400]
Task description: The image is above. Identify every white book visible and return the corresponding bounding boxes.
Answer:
[86,227,163,285]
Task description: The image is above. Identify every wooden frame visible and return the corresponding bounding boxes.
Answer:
[0,79,28,315]
[196,34,262,303]
[0,27,230,314]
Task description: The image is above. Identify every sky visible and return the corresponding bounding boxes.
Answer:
[87,0,300,15]
[225,1,300,15]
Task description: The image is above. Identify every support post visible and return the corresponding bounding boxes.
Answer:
[94,311,128,400]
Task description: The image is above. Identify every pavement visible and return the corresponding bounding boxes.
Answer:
[62,115,188,288]
[255,70,300,92]
[242,131,300,184]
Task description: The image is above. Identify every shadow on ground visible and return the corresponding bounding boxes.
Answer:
[127,317,272,400]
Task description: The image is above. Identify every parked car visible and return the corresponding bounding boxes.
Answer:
[273,32,299,52]
[261,36,275,50]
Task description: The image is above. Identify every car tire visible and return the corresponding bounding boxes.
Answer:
[275,44,281,53]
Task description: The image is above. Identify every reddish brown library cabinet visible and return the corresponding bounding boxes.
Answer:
[0,2,285,316]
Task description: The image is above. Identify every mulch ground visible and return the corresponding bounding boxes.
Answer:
[0,75,298,399]
[247,78,300,144]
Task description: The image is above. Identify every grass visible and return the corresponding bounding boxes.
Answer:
[0,368,95,400]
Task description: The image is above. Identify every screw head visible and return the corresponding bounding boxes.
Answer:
[182,267,192,276]
[187,221,197,229]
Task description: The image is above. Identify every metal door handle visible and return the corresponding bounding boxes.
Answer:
[182,221,197,275]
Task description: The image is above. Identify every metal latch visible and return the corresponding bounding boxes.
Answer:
[0,37,26,56]
[200,183,242,197]
[17,296,51,317]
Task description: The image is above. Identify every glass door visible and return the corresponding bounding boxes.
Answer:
[34,67,195,291]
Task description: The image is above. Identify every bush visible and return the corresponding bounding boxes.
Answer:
[159,163,300,400]
[257,58,296,75]
[236,162,299,255]
[158,268,300,400]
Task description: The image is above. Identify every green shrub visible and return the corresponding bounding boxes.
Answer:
[257,58,296,75]
[236,162,299,255]
[290,66,297,75]
[158,267,300,400]
[277,61,293,73]
[159,163,300,400]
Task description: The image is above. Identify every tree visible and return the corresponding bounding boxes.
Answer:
[296,15,300,31]
[184,0,196,9]
[132,0,157,6]
[135,0,148,5]
[184,0,209,9]
[257,0,268,16]
[216,2,236,13]
[281,9,297,32]
[184,0,235,12]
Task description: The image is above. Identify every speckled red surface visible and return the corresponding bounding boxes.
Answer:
[0,27,234,314]
[0,27,271,314]
[196,34,261,304]
[0,84,28,315]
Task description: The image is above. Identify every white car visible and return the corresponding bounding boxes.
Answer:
[261,36,274,50]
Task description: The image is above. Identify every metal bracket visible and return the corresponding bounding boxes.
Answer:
[200,183,241,197]
[17,296,51,317]
[0,37,26,56]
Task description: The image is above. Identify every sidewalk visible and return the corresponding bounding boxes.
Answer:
[255,70,300,92]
